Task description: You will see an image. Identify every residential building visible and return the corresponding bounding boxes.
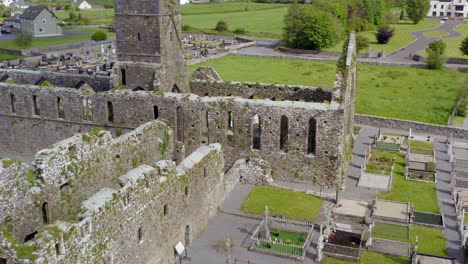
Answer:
[72,0,92,9]
[4,15,21,29]
[428,0,468,19]
[20,6,62,37]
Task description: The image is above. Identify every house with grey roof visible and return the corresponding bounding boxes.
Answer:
[20,6,62,37]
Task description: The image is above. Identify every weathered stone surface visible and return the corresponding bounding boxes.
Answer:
[230,158,274,185]
[191,66,223,82]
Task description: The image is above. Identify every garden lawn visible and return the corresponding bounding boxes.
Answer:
[189,55,467,125]
[377,151,439,213]
[372,223,447,257]
[420,23,468,59]
[325,20,439,55]
[324,251,410,264]
[181,2,288,15]
[423,30,448,37]
[0,29,115,51]
[241,186,322,221]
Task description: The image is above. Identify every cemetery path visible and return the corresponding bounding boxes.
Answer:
[434,137,464,263]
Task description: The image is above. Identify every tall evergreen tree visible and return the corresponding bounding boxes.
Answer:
[406,0,430,24]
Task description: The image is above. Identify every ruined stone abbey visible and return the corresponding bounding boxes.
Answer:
[0,0,357,262]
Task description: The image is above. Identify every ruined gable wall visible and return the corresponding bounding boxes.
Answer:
[1,144,226,263]
[190,80,334,103]
[0,69,112,92]
[0,83,342,184]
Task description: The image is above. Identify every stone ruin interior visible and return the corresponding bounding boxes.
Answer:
[0,0,357,262]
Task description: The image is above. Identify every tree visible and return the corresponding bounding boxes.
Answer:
[215,20,228,32]
[373,0,386,25]
[283,5,340,50]
[460,36,468,56]
[426,40,446,70]
[91,30,107,41]
[356,35,370,52]
[375,26,395,44]
[406,0,430,24]
[14,30,33,49]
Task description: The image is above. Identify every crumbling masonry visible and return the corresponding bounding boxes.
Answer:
[0,0,357,262]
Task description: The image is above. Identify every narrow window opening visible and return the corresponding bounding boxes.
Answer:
[176,106,184,142]
[204,167,207,178]
[137,32,141,41]
[32,95,40,116]
[307,118,317,154]
[280,115,289,152]
[133,86,144,91]
[57,97,64,119]
[24,231,38,242]
[121,69,126,86]
[10,94,16,113]
[227,111,234,129]
[172,84,180,93]
[200,109,208,144]
[163,204,168,215]
[252,114,261,150]
[153,105,158,119]
[185,225,190,246]
[107,101,114,123]
[185,186,189,196]
[138,227,143,242]
[55,243,60,255]
[42,202,49,224]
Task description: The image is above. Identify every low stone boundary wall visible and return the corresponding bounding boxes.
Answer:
[355,114,468,139]
[47,39,114,52]
[369,238,411,257]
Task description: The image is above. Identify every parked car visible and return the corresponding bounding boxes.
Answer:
[442,17,449,21]
[0,28,11,34]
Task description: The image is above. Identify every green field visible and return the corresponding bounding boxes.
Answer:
[56,9,115,25]
[181,2,288,15]
[420,23,468,59]
[325,20,439,55]
[241,186,323,221]
[324,251,410,264]
[189,55,467,125]
[372,222,447,257]
[377,151,439,213]
[423,30,448,37]
[0,29,115,51]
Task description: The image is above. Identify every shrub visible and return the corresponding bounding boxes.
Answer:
[285,239,292,244]
[426,40,446,70]
[215,20,228,32]
[182,24,193,31]
[91,30,107,41]
[375,26,395,44]
[460,36,468,56]
[356,35,370,53]
[233,28,246,34]
[103,4,114,9]
[14,30,33,49]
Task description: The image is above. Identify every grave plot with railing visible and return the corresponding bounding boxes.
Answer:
[322,228,362,261]
[249,216,314,261]
[374,132,406,152]
[405,139,436,183]
[412,211,444,230]
[357,149,396,192]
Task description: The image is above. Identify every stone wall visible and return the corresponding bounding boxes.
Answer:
[0,141,229,263]
[0,69,112,92]
[355,114,468,139]
[0,83,343,184]
[190,79,333,103]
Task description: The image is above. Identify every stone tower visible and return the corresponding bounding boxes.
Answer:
[113,0,189,92]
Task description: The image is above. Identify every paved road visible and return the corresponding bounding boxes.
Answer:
[387,20,465,60]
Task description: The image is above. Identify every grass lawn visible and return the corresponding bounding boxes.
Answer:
[241,186,323,221]
[376,151,439,213]
[324,251,410,264]
[0,29,115,51]
[423,30,448,37]
[372,223,447,257]
[181,2,288,15]
[182,4,288,39]
[56,9,115,25]
[257,229,306,256]
[325,20,439,55]
[189,55,467,125]
[0,51,22,62]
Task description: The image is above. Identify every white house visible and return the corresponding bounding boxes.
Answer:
[428,0,468,19]
[72,0,92,9]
